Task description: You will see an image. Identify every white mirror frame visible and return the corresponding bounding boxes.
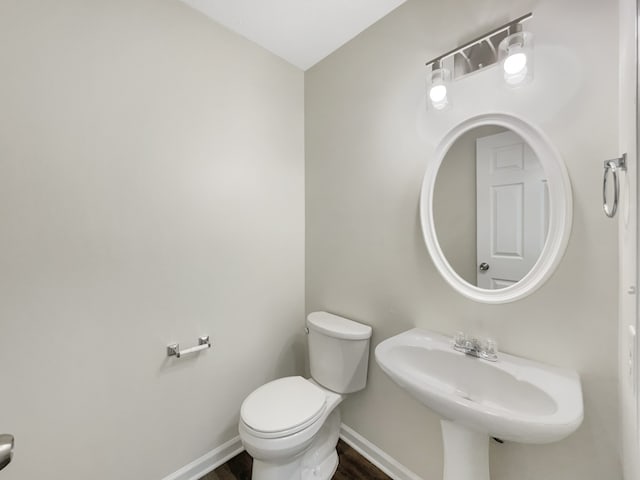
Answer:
[420,113,573,304]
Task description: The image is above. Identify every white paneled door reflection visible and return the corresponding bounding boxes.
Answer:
[476,131,548,289]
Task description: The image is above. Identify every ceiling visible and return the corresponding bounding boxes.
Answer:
[179,0,408,70]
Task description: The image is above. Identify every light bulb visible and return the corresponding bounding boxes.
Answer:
[429,84,447,103]
[504,66,528,85]
[503,51,527,75]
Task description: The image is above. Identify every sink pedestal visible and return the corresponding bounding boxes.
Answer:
[441,420,490,480]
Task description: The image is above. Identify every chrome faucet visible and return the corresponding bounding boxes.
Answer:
[453,332,498,362]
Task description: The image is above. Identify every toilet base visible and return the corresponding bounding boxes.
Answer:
[303,449,338,480]
[253,450,338,480]
[250,408,341,480]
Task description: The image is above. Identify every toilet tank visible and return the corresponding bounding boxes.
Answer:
[307,311,372,394]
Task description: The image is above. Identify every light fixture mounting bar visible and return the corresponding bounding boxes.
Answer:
[425,12,533,71]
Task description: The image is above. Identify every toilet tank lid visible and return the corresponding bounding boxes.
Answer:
[307,311,372,340]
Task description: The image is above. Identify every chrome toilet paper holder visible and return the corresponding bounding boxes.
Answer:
[167,336,211,358]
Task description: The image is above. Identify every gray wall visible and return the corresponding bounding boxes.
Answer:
[0,1,304,479]
[306,0,620,478]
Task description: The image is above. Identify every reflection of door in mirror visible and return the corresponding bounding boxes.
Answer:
[433,125,549,290]
[476,131,548,289]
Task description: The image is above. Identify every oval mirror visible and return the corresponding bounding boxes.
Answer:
[420,114,572,303]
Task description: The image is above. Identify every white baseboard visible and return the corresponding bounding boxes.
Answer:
[161,436,244,480]
[339,424,423,480]
[161,424,420,480]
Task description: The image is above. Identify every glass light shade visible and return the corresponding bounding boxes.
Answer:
[498,31,534,87]
[428,67,451,110]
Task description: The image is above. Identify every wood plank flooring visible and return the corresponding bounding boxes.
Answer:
[200,439,392,480]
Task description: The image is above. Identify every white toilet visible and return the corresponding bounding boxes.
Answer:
[238,311,372,480]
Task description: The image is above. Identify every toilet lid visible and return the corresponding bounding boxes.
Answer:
[241,376,327,438]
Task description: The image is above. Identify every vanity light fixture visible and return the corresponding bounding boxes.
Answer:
[425,13,533,107]
[499,25,534,86]
[428,61,451,110]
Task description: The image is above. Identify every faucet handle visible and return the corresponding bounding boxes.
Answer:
[485,338,498,354]
[453,331,467,347]
[480,338,498,360]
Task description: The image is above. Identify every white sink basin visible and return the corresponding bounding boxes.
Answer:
[375,328,584,479]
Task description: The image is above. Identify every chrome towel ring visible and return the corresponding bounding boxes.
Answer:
[0,434,13,471]
[603,153,627,218]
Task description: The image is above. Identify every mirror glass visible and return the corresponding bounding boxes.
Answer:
[433,125,549,290]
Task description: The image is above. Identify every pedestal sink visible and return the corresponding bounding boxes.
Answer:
[375,328,583,480]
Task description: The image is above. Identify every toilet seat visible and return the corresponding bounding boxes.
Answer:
[240,376,327,439]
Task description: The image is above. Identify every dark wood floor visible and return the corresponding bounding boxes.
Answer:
[200,439,392,480]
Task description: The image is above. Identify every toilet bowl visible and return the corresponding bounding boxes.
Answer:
[238,312,372,480]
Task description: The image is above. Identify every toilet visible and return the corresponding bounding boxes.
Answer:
[238,311,372,480]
